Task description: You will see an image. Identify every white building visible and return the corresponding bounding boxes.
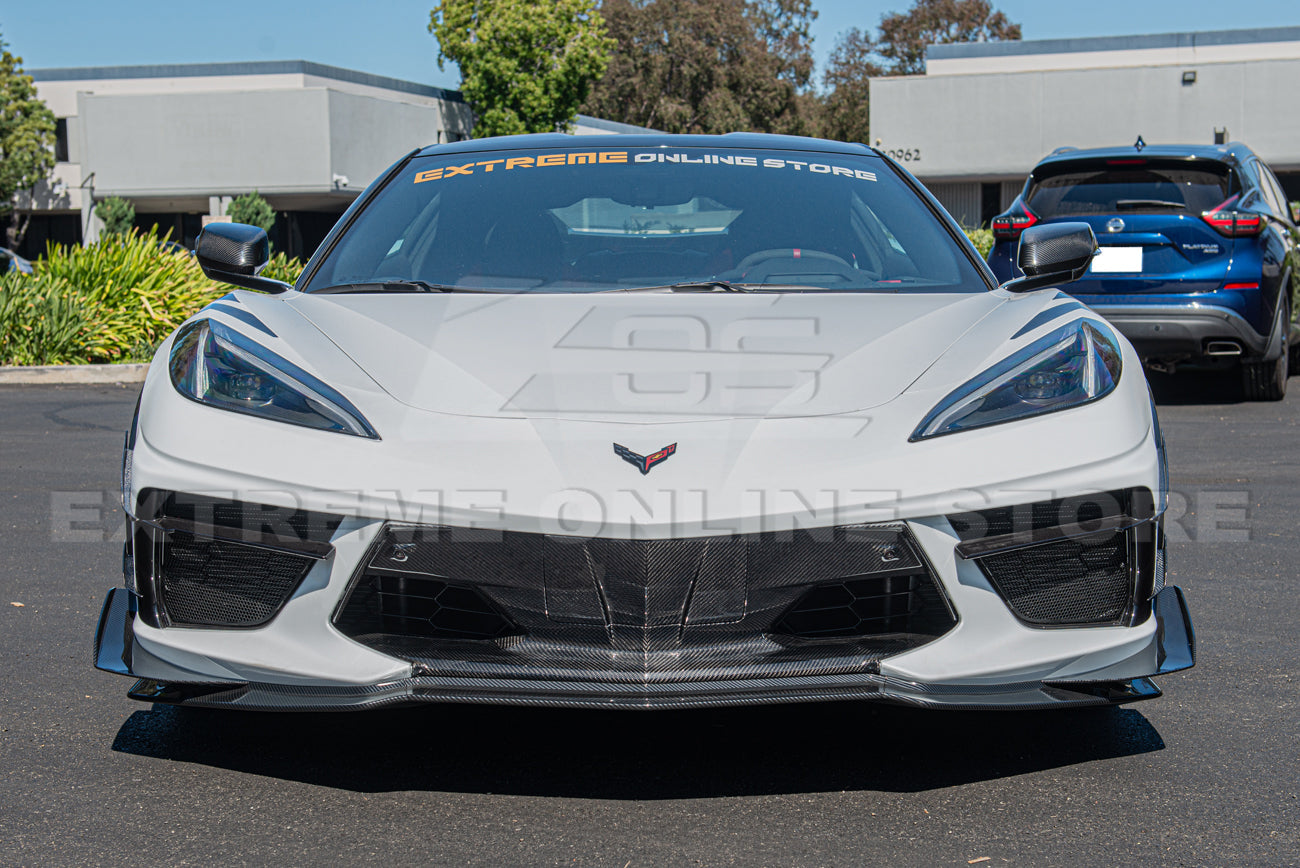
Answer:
[17,60,649,258]
[869,26,1300,227]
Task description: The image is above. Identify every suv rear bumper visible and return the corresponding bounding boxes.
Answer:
[1085,302,1268,361]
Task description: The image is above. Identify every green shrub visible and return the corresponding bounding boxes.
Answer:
[39,230,225,360]
[0,272,106,365]
[259,249,304,285]
[0,228,307,365]
[95,197,136,236]
[964,227,994,260]
[227,191,276,232]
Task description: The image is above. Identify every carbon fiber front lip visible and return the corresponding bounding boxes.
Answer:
[123,672,1161,711]
[96,587,1194,711]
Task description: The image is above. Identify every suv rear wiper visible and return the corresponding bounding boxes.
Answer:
[1115,199,1186,211]
[312,280,481,294]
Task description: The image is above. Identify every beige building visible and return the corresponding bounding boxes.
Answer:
[17,60,647,258]
[870,26,1300,227]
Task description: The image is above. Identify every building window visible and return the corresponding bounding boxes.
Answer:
[54,118,69,162]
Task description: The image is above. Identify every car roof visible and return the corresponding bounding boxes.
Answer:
[417,132,878,158]
[1034,141,1255,168]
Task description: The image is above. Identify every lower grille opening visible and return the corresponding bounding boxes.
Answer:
[158,531,316,628]
[333,521,957,665]
[772,569,955,640]
[977,530,1131,626]
[335,569,519,642]
[132,490,340,629]
[947,488,1157,628]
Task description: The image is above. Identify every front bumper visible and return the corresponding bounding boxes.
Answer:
[94,583,1195,711]
[99,336,1189,712]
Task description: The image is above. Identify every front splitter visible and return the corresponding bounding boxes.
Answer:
[94,586,1195,711]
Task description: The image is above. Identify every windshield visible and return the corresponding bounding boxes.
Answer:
[303,147,988,294]
[1026,158,1234,217]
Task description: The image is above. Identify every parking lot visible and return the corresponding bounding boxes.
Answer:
[0,378,1296,866]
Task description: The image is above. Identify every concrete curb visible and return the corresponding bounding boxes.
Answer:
[0,363,150,385]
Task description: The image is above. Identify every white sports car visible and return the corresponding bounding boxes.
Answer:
[94,133,1194,710]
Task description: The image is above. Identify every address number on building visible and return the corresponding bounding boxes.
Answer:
[885,148,921,162]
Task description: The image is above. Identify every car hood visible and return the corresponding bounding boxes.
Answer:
[283,291,1007,423]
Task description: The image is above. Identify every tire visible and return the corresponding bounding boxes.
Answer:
[1243,297,1292,400]
[1242,322,1288,401]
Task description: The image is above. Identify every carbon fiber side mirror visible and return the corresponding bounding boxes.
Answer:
[1003,222,1098,293]
[195,222,291,294]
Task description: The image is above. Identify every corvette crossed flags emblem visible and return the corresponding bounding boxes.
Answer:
[613,442,677,475]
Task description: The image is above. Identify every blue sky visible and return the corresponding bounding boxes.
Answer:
[3,0,1298,91]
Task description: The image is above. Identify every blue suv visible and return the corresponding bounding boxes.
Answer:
[989,141,1299,400]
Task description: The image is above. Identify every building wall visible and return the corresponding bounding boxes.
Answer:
[925,27,1300,76]
[326,89,450,195]
[871,57,1300,181]
[78,88,335,198]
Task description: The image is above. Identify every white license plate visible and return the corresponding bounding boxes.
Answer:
[1090,246,1143,273]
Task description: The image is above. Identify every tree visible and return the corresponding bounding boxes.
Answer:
[95,197,135,236]
[582,0,818,136]
[430,0,614,138]
[0,33,57,248]
[820,28,880,144]
[749,0,818,89]
[872,0,1020,76]
[818,0,1019,143]
[228,190,275,232]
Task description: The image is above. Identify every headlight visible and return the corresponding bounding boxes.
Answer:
[168,318,379,439]
[911,319,1121,441]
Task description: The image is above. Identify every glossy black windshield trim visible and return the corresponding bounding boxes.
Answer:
[418,132,879,159]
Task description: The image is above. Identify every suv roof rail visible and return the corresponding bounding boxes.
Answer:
[1047,146,1078,156]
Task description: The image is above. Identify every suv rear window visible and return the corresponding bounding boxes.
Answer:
[1026,158,1234,217]
[305,147,989,294]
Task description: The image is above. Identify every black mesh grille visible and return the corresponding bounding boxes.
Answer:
[158,531,316,627]
[947,488,1156,628]
[335,570,518,642]
[772,571,954,639]
[977,529,1132,626]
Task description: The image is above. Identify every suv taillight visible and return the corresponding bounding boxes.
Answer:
[1202,195,1264,237]
[991,200,1038,240]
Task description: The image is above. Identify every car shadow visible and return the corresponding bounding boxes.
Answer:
[111,700,1164,798]
[1146,368,1247,406]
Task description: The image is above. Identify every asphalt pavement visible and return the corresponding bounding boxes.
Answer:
[0,378,1296,867]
